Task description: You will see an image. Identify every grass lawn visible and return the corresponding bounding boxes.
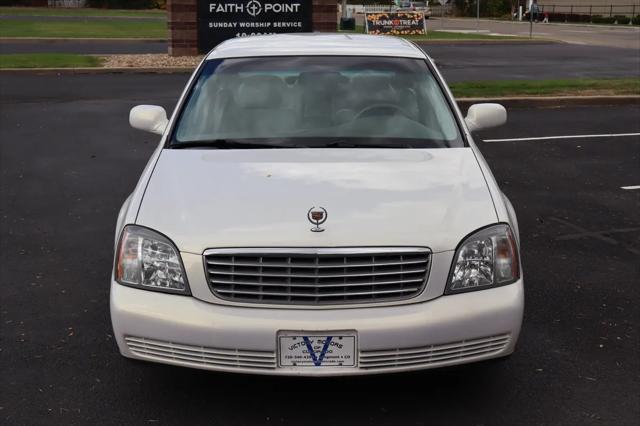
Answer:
[0,19,167,38]
[450,78,640,97]
[344,25,527,40]
[0,7,166,18]
[0,53,101,68]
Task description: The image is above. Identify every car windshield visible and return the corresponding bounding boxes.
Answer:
[171,56,463,149]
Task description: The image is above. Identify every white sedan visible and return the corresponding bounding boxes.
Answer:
[111,34,523,375]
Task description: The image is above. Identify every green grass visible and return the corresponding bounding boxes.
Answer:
[0,53,102,69]
[0,7,166,18]
[344,25,526,40]
[0,19,167,38]
[450,78,640,98]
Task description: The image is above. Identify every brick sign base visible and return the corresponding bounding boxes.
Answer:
[168,0,337,56]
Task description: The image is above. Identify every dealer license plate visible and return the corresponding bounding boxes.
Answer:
[278,332,357,368]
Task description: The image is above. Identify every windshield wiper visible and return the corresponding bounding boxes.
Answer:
[320,140,414,149]
[170,139,300,149]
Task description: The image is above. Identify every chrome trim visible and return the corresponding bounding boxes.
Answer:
[202,247,431,306]
[210,277,425,288]
[203,247,431,256]
[125,336,277,370]
[358,334,511,369]
[205,268,428,279]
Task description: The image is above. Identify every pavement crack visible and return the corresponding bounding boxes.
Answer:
[550,217,640,255]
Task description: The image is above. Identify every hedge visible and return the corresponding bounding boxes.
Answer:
[85,0,163,8]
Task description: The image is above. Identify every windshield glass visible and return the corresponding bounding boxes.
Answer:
[172,56,463,149]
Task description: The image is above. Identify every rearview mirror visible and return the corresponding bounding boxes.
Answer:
[129,105,168,135]
[464,103,507,132]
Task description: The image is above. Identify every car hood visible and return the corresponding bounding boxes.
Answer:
[136,148,497,254]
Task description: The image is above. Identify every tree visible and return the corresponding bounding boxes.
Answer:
[453,0,511,17]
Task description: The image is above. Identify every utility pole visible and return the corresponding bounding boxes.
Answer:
[529,1,533,38]
[476,0,480,32]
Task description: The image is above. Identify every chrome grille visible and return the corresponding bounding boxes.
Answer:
[204,248,430,305]
[125,336,276,370]
[359,334,511,370]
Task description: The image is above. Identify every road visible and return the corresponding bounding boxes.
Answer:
[1,73,639,425]
[0,14,164,21]
[433,18,640,49]
[0,39,167,55]
[1,40,639,82]
[421,42,640,81]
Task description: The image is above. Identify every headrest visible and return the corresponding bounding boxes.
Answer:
[297,72,349,88]
[350,75,393,92]
[235,75,284,108]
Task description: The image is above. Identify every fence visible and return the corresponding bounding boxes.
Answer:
[538,4,639,17]
[342,3,455,14]
[48,0,86,7]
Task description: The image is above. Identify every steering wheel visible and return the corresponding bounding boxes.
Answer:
[353,103,413,121]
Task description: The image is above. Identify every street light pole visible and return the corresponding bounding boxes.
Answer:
[476,0,480,32]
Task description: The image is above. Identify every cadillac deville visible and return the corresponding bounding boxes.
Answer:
[111,34,524,375]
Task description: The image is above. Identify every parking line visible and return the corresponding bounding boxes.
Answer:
[483,133,640,143]
[621,185,640,190]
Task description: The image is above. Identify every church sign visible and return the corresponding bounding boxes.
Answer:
[198,0,313,53]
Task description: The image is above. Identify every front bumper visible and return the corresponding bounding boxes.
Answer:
[110,280,524,376]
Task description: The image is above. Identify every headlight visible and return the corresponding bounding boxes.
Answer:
[115,225,190,294]
[446,224,520,294]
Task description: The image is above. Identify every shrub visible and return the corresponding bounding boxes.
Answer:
[0,0,47,5]
[85,0,160,8]
[612,15,631,24]
[592,15,617,24]
[453,0,511,17]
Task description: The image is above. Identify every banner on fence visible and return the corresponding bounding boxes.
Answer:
[365,12,426,35]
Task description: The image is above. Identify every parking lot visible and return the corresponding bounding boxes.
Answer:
[1,72,639,425]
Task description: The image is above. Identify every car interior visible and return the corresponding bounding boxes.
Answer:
[176,62,461,146]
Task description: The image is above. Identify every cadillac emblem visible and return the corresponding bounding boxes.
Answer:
[307,207,328,232]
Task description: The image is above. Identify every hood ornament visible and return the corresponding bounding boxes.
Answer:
[307,207,327,233]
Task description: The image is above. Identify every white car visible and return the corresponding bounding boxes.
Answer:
[396,1,432,17]
[111,34,524,376]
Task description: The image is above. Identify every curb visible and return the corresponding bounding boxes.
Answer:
[456,95,640,109]
[434,17,640,31]
[0,37,555,45]
[0,67,192,74]
[0,37,167,42]
[415,38,558,45]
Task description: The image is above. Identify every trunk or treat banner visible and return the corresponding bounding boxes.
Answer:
[365,12,426,35]
[198,0,313,53]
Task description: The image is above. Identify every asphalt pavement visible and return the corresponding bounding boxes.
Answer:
[0,39,167,55]
[421,42,640,82]
[0,15,164,21]
[1,73,639,425]
[1,40,639,83]
[432,17,640,49]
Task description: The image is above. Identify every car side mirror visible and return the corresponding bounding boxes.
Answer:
[129,105,168,135]
[464,103,507,132]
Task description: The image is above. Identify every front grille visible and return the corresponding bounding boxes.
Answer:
[125,336,277,370]
[359,334,511,370]
[204,248,430,305]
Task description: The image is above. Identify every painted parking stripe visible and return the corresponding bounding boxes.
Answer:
[621,185,640,190]
[484,133,640,143]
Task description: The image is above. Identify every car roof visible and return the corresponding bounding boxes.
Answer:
[205,33,427,60]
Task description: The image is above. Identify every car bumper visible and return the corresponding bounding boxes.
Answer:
[110,280,524,376]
